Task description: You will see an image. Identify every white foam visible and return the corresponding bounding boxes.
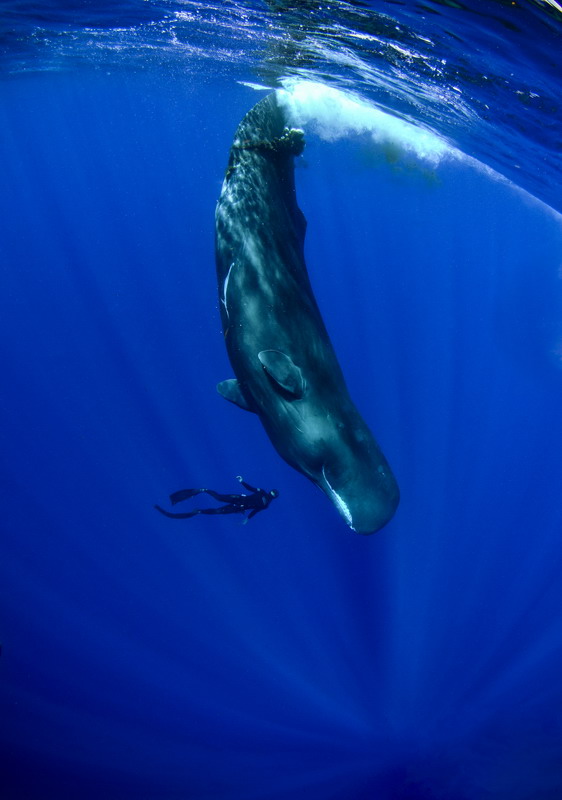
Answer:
[277,79,450,167]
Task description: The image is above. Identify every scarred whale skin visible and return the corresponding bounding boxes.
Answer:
[215,91,399,534]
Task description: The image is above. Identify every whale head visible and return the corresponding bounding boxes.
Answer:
[313,418,400,534]
[318,451,399,534]
[241,349,400,535]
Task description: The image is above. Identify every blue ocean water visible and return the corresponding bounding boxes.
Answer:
[1,2,562,799]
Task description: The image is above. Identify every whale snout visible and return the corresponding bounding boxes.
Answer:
[320,462,399,535]
[349,483,400,534]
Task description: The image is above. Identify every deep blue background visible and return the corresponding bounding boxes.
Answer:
[1,70,562,799]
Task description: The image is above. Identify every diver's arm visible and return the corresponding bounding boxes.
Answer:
[236,476,258,493]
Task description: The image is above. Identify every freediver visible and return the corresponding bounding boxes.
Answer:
[154,476,279,522]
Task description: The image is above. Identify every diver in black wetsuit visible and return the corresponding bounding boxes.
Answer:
[154,476,279,522]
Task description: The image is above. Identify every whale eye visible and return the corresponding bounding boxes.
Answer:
[377,465,387,477]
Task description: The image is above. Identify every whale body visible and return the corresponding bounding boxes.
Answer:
[215,92,399,534]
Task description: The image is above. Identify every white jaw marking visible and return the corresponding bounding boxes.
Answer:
[222,261,236,319]
[322,466,354,529]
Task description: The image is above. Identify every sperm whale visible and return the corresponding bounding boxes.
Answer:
[215,91,399,534]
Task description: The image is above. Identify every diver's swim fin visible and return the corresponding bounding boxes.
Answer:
[169,488,205,505]
[154,504,200,519]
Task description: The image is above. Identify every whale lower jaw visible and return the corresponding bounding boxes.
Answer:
[320,466,399,535]
[321,467,355,531]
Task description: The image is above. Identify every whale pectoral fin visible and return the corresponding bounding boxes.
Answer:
[258,350,304,398]
[217,379,255,412]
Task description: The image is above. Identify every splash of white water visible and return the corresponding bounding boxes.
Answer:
[277,78,451,167]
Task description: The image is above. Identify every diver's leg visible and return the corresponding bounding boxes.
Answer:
[203,490,243,504]
[196,504,244,515]
[155,502,245,520]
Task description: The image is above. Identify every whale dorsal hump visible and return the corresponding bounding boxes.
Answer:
[258,350,304,398]
[217,379,255,412]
